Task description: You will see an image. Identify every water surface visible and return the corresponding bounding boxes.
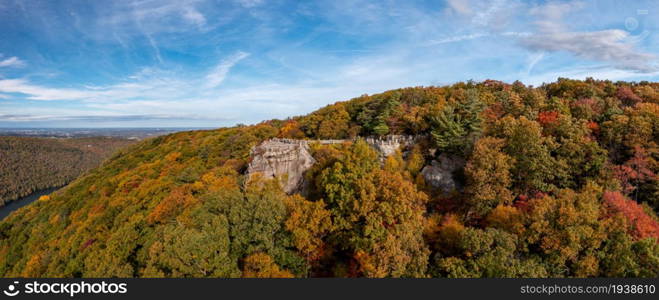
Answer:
[0,187,59,220]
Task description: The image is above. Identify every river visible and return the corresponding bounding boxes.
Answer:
[0,187,60,220]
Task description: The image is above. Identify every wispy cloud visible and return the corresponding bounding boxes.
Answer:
[521,30,656,72]
[0,50,249,102]
[519,2,657,72]
[182,6,206,27]
[104,0,209,30]
[1,0,658,127]
[0,56,26,68]
[425,33,488,45]
[236,0,263,8]
[0,79,93,101]
[445,0,472,15]
[205,52,250,88]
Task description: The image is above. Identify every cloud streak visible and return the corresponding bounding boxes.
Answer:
[519,2,657,72]
[205,52,250,88]
[0,56,25,68]
[1,0,658,127]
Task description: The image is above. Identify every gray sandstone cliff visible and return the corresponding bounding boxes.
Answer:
[246,135,461,195]
[246,138,316,194]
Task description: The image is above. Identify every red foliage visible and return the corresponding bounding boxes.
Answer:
[537,111,559,127]
[483,79,506,89]
[513,194,530,212]
[603,191,659,241]
[616,86,643,105]
[613,146,657,195]
[81,238,96,250]
[483,104,505,123]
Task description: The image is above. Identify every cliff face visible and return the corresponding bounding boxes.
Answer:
[421,153,465,196]
[246,135,454,195]
[246,139,316,194]
[365,135,418,159]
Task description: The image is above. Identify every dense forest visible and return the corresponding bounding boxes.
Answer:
[0,78,657,278]
[0,137,135,206]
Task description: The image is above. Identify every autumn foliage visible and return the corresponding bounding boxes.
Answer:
[1,78,658,278]
[603,191,659,241]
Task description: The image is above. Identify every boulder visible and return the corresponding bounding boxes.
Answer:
[421,153,465,195]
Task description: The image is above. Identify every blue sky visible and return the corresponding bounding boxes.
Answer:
[0,0,658,128]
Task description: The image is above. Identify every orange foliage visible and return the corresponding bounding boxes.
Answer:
[537,111,559,127]
[22,253,44,277]
[603,191,659,241]
[587,121,599,135]
[164,151,182,162]
[147,187,196,224]
[279,120,305,139]
[241,253,293,278]
[485,205,525,234]
[437,214,465,249]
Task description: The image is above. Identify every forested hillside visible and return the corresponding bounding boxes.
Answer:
[0,137,135,206]
[0,78,657,278]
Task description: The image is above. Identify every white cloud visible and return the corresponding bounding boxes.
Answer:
[183,6,206,27]
[521,30,656,72]
[205,52,250,88]
[425,33,488,45]
[0,70,191,102]
[0,56,26,68]
[446,0,472,15]
[443,0,514,29]
[525,52,544,75]
[520,1,657,72]
[0,79,93,101]
[520,65,659,87]
[472,0,507,26]
[0,50,250,102]
[236,0,264,8]
[98,0,211,37]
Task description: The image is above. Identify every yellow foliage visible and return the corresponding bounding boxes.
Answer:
[165,151,182,162]
[22,253,44,277]
[423,214,442,245]
[438,214,465,249]
[242,253,294,278]
[284,195,333,261]
[485,205,525,234]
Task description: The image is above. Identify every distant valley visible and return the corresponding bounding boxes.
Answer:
[0,136,136,207]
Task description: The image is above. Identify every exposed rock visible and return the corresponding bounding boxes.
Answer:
[246,138,316,194]
[421,153,465,195]
[365,135,418,159]
[245,135,421,193]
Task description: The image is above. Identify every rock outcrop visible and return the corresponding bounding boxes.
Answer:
[246,135,421,194]
[246,138,316,194]
[421,153,465,195]
[365,135,418,159]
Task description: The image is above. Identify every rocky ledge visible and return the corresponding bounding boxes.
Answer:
[246,135,461,195]
[246,138,316,194]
